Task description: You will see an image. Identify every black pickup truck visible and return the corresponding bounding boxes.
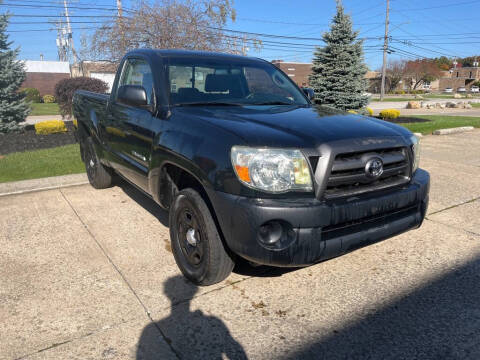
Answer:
[73,49,429,285]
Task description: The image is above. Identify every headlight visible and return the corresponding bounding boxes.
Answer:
[410,135,421,173]
[231,146,313,193]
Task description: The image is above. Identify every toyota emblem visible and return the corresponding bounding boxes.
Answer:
[365,158,384,178]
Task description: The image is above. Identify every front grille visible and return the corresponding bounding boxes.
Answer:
[324,147,411,198]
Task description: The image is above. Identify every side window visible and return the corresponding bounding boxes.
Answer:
[119,58,154,105]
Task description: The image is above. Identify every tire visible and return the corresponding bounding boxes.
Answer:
[169,188,235,285]
[83,137,113,189]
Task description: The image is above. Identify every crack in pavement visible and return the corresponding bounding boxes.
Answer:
[58,188,182,359]
[427,196,480,216]
[14,318,134,360]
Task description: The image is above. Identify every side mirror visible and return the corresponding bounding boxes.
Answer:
[117,85,148,108]
[302,87,314,101]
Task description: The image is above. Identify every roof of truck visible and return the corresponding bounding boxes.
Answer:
[127,48,264,62]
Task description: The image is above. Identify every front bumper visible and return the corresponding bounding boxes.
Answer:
[208,169,430,267]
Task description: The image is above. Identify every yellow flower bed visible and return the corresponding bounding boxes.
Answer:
[366,107,374,116]
[42,94,56,103]
[379,109,401,120]
[34,120,67,135]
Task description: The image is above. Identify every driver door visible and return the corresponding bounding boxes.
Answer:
[105,58,156,192]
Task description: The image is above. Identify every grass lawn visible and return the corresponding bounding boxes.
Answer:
[398,115,480,135]
[30,103,60,116]
[0,144,85,183]
[471,103,480,108]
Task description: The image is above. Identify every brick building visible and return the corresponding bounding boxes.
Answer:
[21,60,71,96]
[271,60,312,87]
[439,66,480,91]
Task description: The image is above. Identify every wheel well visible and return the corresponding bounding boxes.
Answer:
[161,163,234,258]
[161,164,210,209]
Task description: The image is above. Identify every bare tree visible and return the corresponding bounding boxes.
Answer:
[385,60,406,92]
[81,0,260,61]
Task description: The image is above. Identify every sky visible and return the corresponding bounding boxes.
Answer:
[3,0,480,71]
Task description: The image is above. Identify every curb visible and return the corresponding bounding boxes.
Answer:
[433,126,475,135]
[0,173,88,197]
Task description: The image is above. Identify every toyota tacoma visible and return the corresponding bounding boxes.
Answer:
[73,49,430,285]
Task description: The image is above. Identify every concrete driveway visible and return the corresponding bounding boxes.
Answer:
[2,131,480,360]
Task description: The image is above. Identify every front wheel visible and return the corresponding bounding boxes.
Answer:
[169,188,235,285]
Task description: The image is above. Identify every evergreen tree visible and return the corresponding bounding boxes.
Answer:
[309,1,368,110]
[0,11,30,133]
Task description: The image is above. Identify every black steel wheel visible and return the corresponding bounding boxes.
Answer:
[170,188,235,285]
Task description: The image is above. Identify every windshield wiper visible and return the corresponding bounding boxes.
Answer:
[175,102,243,107]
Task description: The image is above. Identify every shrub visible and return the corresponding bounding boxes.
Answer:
[409,89,425,95]
[366,107,374,116]
[55,77,108,117]
[379,109,400,119]
[394,90,406,95]
[42,94,56,103]
[21,87,42,103]
[34,120,67,135]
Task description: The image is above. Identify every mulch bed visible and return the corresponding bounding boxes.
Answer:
[376,116,431,124]
[0,122,77,156]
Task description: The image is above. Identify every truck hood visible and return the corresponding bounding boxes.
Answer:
[172,105,411,148]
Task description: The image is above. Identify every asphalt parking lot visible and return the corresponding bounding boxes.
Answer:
[1,131,480,360]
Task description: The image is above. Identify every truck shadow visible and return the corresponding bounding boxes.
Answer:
[136,275,248,360]
[117,180,169,227]
[282,254,480,359]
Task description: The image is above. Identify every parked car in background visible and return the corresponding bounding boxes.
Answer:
[73,49,430,286]
[470,86,479,93]
[444,87,453,93]
[421,84,431,92]
[457,87,467,93]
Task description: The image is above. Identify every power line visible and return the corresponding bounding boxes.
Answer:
[7,17,383,42]
[391,0,480,11]
[0,2,132,12]
[390,39,455,58]
[9,14,120,18]
[235,17,386,27]
[10,21,112,24]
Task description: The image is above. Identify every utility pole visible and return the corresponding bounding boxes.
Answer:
[117,0,123,17]
[63,0,79,63]
[380,0,390,101]
[241,35,249,56]
[55,19,68,62]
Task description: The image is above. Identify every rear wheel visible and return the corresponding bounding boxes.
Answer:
[83,137,113,189]
[169,188,235,285]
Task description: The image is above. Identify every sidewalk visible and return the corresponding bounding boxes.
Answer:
[23,114,72,125]
[0,173,88,196]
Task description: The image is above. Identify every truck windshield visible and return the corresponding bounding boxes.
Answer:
[167,58,309,106]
